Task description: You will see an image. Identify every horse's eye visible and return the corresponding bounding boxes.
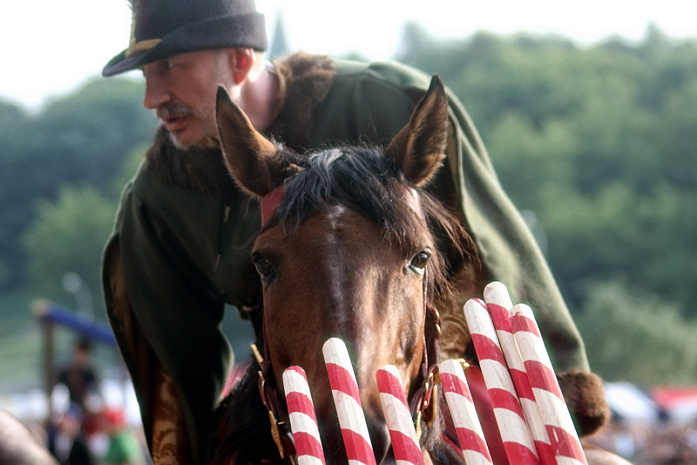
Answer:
[409,250,431,275]
[252,255,276,279]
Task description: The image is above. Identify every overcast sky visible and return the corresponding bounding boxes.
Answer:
[2,0,694,110]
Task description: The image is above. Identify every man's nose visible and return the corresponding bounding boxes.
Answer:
[143,76,169,110]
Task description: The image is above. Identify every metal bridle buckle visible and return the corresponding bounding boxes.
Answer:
[252,344,287,459]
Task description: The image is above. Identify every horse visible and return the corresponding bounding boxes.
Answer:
[211,76,474,465]
[211,77,632,465]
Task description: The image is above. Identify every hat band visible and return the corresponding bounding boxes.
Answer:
[126,38,162,57]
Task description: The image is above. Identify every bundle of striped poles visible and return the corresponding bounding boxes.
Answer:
[281,282,587,465]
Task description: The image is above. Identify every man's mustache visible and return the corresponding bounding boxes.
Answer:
[157,104,195,119]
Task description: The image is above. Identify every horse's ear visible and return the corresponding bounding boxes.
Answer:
[216,86,296,197]
[385,76,449,187]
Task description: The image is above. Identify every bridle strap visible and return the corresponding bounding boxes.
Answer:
[409,304,442,432]
[254,184,297,460]
[261,185,286,226]
[409,264,442,434]
[251,339,296,460]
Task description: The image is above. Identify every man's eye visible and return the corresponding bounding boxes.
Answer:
[142,60,175,77]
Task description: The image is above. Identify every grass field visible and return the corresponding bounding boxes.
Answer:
[0,287,44,392]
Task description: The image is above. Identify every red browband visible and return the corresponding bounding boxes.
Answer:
[260,185,286,226]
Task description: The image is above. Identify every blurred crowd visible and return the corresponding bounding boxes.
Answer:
[20,337,150,465]
[586,416,697,465]
[3,335,697,465]
[43,403,148,465]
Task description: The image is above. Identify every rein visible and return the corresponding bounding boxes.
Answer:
[250,337,295,460]
[410,304,442,436]
[253,184,444,460]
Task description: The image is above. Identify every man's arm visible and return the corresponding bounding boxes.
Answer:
[437,95,609,436]
[103,177,231,465]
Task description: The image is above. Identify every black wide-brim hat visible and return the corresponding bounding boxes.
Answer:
[103,0,267,77]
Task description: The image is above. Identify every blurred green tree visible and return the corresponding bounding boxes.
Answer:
[577,280,697,384]
[0,77,153,290]
[21,185,115,314]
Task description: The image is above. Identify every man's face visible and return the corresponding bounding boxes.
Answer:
[142,50,234,148]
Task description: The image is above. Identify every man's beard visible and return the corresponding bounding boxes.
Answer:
[157,104,219,150]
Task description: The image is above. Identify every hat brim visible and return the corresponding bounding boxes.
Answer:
[102,50,150,77]
[102,12,267,77]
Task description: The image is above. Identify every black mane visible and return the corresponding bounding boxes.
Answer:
[275,146,410,236]
[265,146,477,302]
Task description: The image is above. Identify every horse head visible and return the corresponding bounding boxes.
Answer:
[215,77,475,465]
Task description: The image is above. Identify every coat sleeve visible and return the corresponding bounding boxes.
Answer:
[102,178,232,465]
[437,86,610,436]
[441,91,589,372]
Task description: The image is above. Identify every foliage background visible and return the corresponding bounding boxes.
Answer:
[1,25,695,391]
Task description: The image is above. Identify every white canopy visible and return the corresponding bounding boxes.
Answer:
[604,381,659,423]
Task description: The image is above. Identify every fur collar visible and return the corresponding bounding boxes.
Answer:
[144,52,336,192]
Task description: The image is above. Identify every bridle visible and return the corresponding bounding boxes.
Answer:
[410,304,442,438]
[250,184,445,461]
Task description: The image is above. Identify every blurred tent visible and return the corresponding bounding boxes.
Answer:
[0,302,138,424]
[33,300,115,345]
[33,299,117,416]
[650,386,697,424]
[604,381,659,423]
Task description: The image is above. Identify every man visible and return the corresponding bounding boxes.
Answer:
[102,1,609,464]
[47,406,95,465]
[56,338,99,416]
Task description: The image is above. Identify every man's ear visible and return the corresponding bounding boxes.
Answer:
[230,48,255,84]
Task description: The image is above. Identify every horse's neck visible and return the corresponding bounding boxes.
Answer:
[215,364,287,465]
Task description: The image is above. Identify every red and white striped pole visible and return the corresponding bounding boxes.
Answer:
[323,338,377,465]
[376,365,425,465]
[484,282,556,465]
[439,358,493,465]
[464,298,540,465]
[282,366,326,465]
[511,304,588,465]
